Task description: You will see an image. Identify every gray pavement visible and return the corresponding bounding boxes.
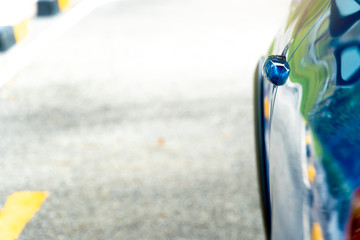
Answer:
[0,0,290,239]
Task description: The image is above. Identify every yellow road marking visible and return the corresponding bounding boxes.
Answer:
[13,19,29,43]
[58,0,72,11]
[0,191,47,240]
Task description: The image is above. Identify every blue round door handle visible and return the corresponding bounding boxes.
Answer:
[263,55,290,86]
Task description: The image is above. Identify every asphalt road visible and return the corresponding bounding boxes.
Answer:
[0,0,289,239]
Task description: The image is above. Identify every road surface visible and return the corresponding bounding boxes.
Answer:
[0,0,290,239]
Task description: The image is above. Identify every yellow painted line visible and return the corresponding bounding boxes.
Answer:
[264,97,269,120]
[311,222,324,240]
[13,19,29,43]
[308,164,316,183]
[58,0,72,11]
[0,191,47,240]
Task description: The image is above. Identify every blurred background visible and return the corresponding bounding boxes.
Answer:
[0,0,290,239]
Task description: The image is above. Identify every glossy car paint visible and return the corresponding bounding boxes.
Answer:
[255,0,360,239]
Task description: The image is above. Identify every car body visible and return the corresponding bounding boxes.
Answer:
[254,0,360,239]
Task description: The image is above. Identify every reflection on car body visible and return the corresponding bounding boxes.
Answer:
[254,0,360,239]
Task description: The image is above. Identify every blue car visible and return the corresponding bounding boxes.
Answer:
[254,0,360,239]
